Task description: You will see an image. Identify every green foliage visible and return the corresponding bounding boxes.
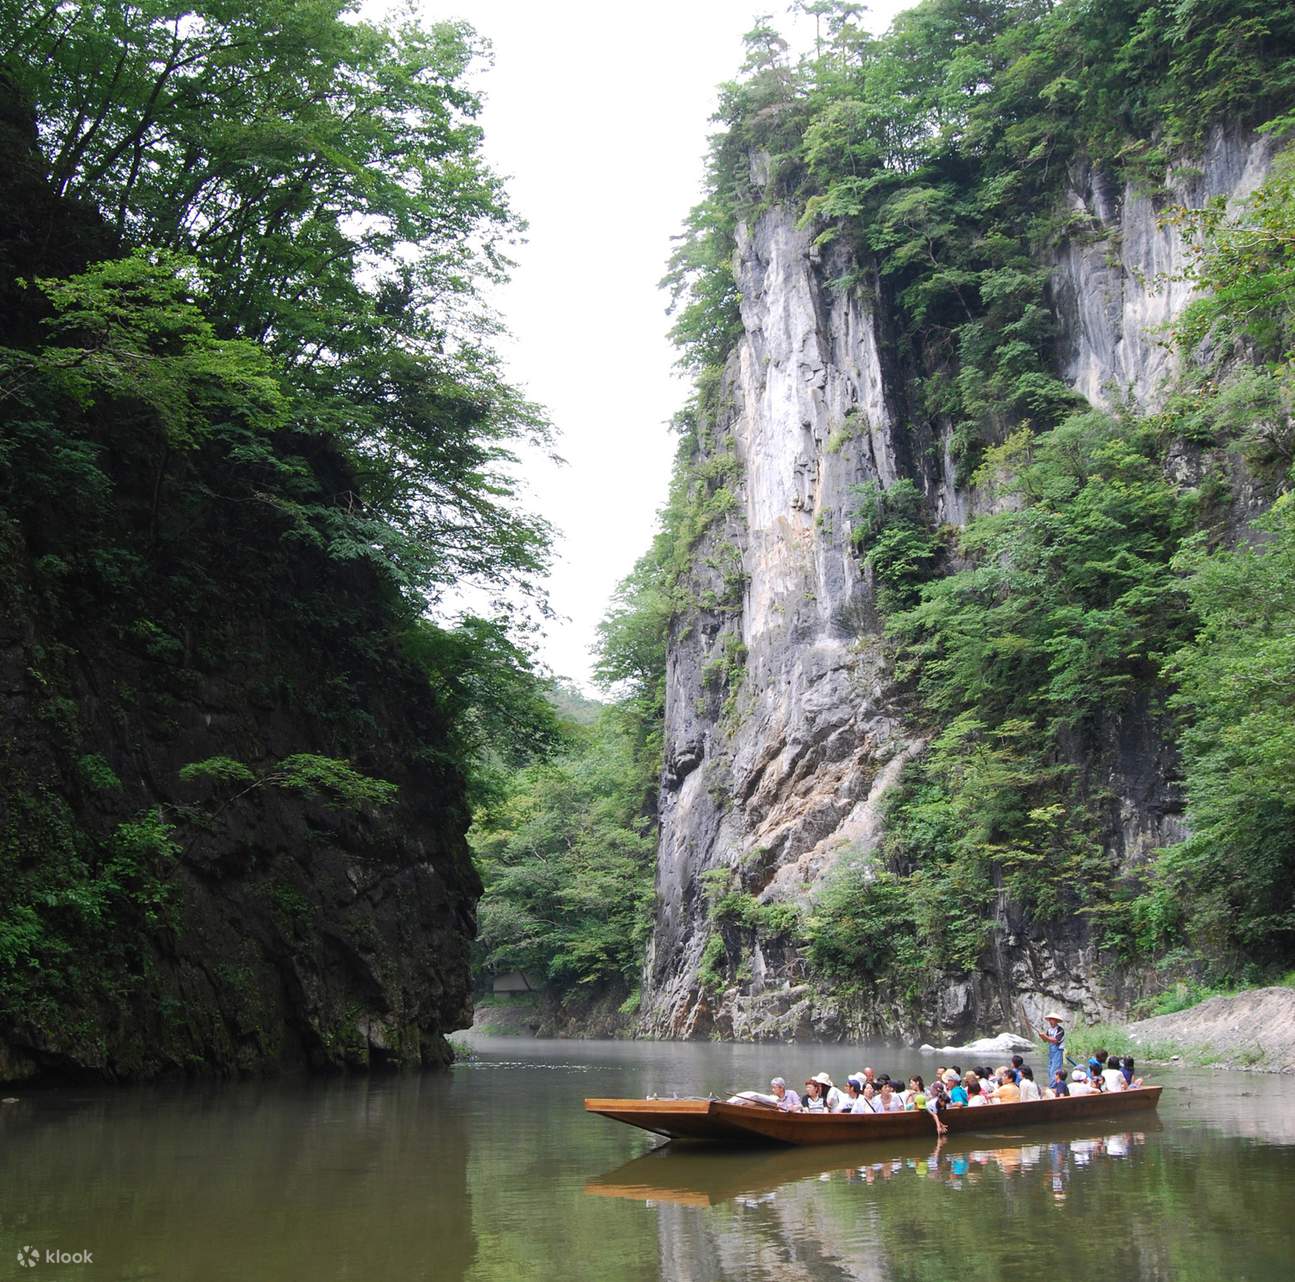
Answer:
[851,477,940,612]
[271,755,397,810]
[805,867,924,999]
[77,754,122,793]
[0,783,179,1026]
[179,752,397,812]
[470,708,656,991]
[178,757,257,788]
[0,0,554,735]
[1153,497,1295,968]
[0,0,569,1062]
[697,932,729,995]
[669,0,1295,474]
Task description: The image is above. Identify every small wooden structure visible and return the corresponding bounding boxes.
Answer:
[491,971,539,995]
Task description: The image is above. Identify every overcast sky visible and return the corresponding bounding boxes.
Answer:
[395,1,912,689]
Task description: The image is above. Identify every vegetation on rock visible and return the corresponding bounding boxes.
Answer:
[615,0,1295,1018]
[0,2,557,1077]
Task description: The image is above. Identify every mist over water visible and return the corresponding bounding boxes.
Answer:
[1,1037,1292,1281]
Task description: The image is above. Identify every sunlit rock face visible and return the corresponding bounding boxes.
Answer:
[1054,126,1274,411]
[641,127,1272,1043]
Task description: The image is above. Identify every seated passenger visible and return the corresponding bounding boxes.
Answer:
[858,1081,882,1113]
[838,1075,865,1112]
[1122,1057,1142,1088]
[966,1080,988,1107]
[809,1071,845,1111]
[947,1073,969,1107]
[876,1080,904,1113]
[925,1080,950,1135]
[993,1069,1021,1103]
[1102,1057,1127,1092]
[1010,1054,1025,1083]
[1068,1068,1096,1096]
[1050,1068,1070,1097]
[904,1075,926,1109]
[1019,1065,1041,1101]
[802,1078,829,1111]
[771,1077,800,1111]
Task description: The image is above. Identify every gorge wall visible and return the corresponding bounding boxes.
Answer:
[0,85,480,1084]
[641,126,1274,1043]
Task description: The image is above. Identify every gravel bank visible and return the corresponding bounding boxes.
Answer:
[1126,987,1295,1073]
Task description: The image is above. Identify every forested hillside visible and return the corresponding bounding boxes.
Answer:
[527,0,1295,1037]
[0,2,558,1080]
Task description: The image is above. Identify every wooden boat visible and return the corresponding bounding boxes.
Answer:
[584,1085,1162,1146]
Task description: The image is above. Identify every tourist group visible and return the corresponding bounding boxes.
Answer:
[732,1015,1143,1134]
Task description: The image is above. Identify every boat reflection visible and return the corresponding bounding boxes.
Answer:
[586,1117,1163,1208]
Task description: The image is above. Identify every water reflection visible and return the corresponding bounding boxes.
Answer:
[3,1039,1294,1282]
[587,1122,1160,1207]
[587,1113,1295,1282]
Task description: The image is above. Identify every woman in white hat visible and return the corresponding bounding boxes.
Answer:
[1068,1067,1096,1096]
[809,1071,844,1112]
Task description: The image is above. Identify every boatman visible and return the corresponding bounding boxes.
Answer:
[1040,1011,1065,1082]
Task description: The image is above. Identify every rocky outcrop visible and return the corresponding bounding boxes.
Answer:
[0,83,479,1084]
[641,128,1273,1043]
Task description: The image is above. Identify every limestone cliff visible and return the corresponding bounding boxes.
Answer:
[641,126,1274,1043]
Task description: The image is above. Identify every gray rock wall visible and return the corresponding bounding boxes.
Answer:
[641,127,1272,1043]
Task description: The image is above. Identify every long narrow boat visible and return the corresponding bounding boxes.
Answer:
[584,1085,1162,1146]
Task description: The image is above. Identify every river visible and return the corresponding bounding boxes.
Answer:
[2,1035,1293,1280]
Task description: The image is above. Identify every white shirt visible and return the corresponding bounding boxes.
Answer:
[1069,1081,1096,1096]
[1020,1077,1041,1102]
[1102,1068,1126,1092]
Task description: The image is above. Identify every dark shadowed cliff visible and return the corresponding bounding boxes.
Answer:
[0,72,484,1083]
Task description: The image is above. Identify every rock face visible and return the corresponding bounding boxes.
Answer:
[0,83,479,1084]
[641,128,1273,1043]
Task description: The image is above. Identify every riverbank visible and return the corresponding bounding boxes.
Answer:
[1068,988,1295,1074]
[469,985,1295,1075]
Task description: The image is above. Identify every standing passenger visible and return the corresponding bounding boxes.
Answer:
[1041,1012,1066,1083]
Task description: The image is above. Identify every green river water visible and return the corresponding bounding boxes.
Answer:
[1,1035,1293,1281]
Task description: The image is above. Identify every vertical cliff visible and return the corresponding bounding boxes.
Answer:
[642,126,1274,1042]
[0,77,482,1084]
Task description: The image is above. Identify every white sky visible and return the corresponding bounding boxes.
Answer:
[397,1,913,689]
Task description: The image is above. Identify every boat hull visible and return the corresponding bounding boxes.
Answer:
[584,1086,1163,1146]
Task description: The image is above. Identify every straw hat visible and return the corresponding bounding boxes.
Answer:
[1044,1011,1064,1022]
[812,1072,834,1086]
